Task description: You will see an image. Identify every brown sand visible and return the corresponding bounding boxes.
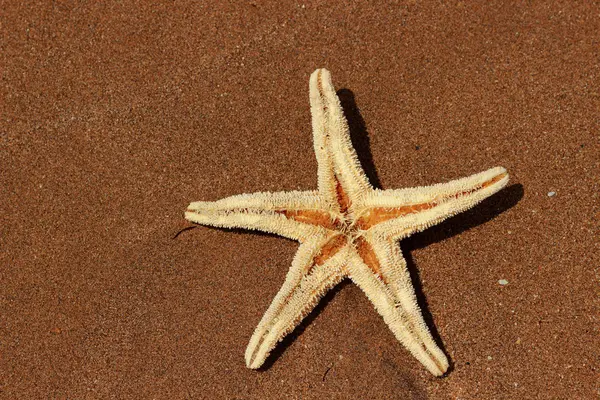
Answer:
[1,2,598,399]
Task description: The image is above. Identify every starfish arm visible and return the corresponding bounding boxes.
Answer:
[310,69,371,209]
[185,190,332,242]
[346,246,449,376]
[359,166,509,239]
[245,235,348,368]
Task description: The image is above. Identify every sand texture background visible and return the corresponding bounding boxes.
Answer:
[2,1,599,399]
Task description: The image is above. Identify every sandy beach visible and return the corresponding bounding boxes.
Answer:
[2,2,598,398]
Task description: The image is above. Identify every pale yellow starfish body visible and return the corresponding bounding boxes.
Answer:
[185,69,509,376]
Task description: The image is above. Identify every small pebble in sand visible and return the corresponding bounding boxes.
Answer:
[487,356,493,361]
[498,279,509,285]
[547,191,556,197]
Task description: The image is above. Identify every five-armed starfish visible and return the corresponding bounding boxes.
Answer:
[185,69,508,376]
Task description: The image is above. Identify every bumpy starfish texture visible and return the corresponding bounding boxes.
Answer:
[185,69,509,376]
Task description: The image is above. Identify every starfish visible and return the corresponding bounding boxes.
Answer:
[185,69,509,376]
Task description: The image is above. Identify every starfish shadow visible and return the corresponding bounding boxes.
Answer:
[338,89,383,189]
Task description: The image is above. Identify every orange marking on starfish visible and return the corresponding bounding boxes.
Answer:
[335,178,351,214]
[355,237,387,284]
[312,234,347,268]
[481,172,507,189]
[447,172,508,199]
[275,209,338,230]
[357,203,436,230]
[357,172,508,230]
